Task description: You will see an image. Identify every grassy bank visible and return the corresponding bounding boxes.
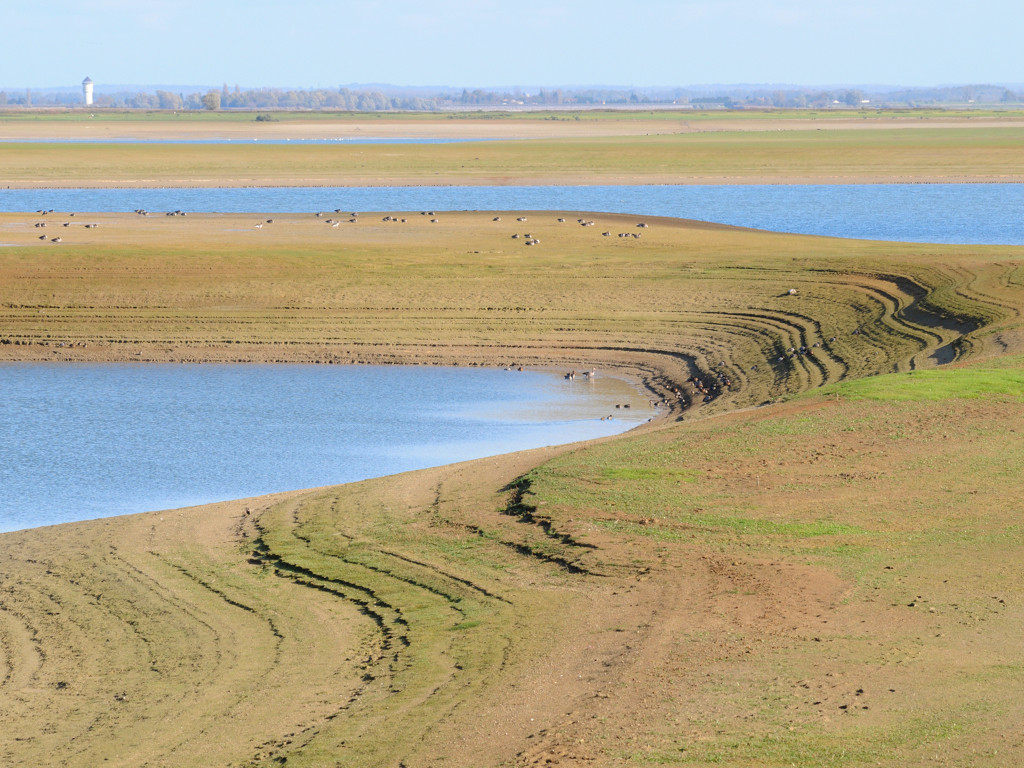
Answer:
[1,208,1023,765]
[2,209,1021,408]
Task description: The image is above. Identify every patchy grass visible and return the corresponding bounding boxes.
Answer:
[4,210,1017,420]
[829,364,1024,401]
[1,202,1023,766]
[2,121,1024,186]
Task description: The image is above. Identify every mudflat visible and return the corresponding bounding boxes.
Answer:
[2,208,1017,386]
[2,202,1024,766]
[3,109,1024,766]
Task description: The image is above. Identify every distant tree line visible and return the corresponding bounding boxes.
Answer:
[0,84,653,110]
[1,83,1020,111]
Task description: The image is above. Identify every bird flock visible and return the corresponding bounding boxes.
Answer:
[22,207,653,254]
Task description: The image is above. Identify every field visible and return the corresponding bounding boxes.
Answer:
[2,210,1019,400]
[3,109,1024,186]
[1,112,1024,767]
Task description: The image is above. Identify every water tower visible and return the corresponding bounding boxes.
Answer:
[82,76,94,106]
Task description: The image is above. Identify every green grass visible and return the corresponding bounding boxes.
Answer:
[601,467,701,482]
[828,363,1024,401]
[626,714,970,766]
[595,513,865,539]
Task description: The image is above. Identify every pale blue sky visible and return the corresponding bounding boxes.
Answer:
[3,0,1020,89]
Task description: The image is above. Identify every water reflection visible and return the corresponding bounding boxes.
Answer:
[0,363,654,532]
[2,184,1022,244]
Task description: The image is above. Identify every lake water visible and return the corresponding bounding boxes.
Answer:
[0,363,654,532]
[2,184,1023,244]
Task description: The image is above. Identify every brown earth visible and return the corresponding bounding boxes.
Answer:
[1,204,1023,765]
[4,363,1024,767]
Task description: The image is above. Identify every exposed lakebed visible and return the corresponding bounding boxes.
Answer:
[3,181,1020,529]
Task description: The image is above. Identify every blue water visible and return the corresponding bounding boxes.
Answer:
[0,364,653,532]
[2,184,1022,244]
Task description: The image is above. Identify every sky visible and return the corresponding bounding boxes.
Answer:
[2,0,1020,90]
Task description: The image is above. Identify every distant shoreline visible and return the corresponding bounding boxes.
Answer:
[6,174,1024,189]
[5,111,1023,187]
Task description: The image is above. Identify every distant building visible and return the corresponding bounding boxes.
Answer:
[82,76,93,106]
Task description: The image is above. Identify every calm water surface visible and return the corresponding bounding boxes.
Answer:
[0,364,654,532]
[2,184,1023,243]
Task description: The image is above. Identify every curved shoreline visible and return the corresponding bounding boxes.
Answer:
[0,341,695,417]
[0,356,671,535]
[3,202,1023,765]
